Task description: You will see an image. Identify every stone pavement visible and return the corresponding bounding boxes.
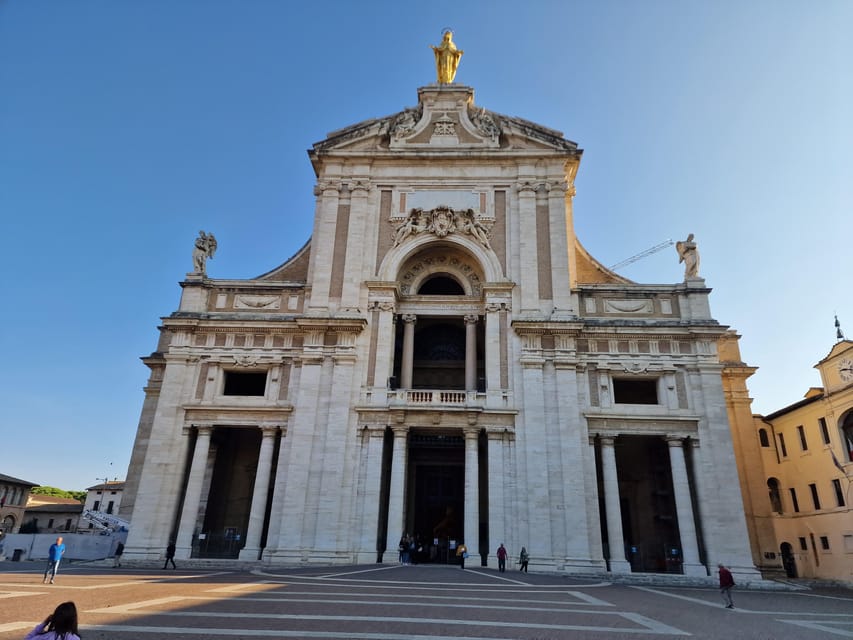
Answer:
[0,562,851,639]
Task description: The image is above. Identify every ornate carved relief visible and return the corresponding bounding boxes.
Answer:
[399,253,482,296]
[392,206,491,248]
[368,300,396,313]
[234,295,281,310]
[390,106,423,139]
[603,299,654,314]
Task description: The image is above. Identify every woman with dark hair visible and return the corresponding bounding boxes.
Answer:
[25,601,80,639]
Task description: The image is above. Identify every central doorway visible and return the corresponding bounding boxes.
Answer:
[407,431,464,563]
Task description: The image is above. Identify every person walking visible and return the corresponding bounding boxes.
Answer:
[25,601,80,640]
[456,542,468,569]
[718,563,735,608]
[518,546,529,573]
[113,541,124,568]
[163,541,177,569]
[43,537,66,584]
[496,543,508,572]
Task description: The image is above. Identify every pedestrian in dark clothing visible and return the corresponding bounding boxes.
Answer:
[164,541,177,569]
[718,563,735,608]
[456,543,468,569]
[113,541,124,567]
[518,547,529,572]
[496,543,508,572]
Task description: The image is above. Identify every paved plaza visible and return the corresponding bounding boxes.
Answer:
[0,563,851,639]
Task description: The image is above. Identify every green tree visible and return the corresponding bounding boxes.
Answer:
[30,486,86,503]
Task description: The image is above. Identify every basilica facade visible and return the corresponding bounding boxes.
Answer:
[121,80,758,579]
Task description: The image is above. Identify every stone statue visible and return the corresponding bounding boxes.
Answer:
[457,209,491,248]
[192,230,217,274]
[431,30,463,84]
[675,233,700,279]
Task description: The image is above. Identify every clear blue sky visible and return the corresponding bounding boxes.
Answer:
[1,1,850,491]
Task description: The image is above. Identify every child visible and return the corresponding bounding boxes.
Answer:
[25,601,80,639]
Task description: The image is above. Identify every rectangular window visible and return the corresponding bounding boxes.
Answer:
[789,487,800,512]
[797,425,808,451]
[613,378,658,404]
[844,535,853,553]
[223,371,267,396]
[65,519,72,531]
[778,433,788,457]
[818,417,830,445]
[93,500,100,511]
[809,483,821,510]
[819,536,830,551]
[798,536,808,551]
[48,518,54,529]
[107,501,114,514]
[833,479,846,507]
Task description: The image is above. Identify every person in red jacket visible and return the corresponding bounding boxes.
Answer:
[496,543,508,572]
[718,563,735,608]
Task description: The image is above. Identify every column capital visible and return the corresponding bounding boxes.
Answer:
[688,438,701,449]
[390,425,409,438]
[194,423,214,435]
[598,435,616,447]
[260,424,281,438]
[665,435,686,447]
[464,314,479,325]
[401,313,417,324]
[463,426,481,440]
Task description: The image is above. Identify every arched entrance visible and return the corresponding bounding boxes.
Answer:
[780,542,797,578]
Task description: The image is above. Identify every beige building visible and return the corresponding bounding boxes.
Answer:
[729,338,853,582]
[0,473,37,534]
[23,495,83,534]
[122,73,760,580]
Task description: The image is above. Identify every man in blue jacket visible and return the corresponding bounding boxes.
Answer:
[43,537,66,584]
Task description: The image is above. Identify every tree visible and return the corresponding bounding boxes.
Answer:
[30,486,86,503]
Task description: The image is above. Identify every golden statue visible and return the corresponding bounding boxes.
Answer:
[431,30,463,84]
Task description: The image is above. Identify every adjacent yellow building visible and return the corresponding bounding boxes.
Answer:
[724,336,853,582]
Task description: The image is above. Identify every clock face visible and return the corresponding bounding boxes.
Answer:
[840,358,853,382]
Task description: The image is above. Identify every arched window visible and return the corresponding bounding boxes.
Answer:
[842,413,853,461]
[758,428,770,447]
[767,478,783,514]
[417,275,465,295]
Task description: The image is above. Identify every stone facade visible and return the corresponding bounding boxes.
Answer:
[0,473,37,534]
[122,83,759,580]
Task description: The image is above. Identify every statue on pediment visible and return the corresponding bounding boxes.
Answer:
[675,233,700,279]
[192,230,217,274]
[431,30,463,84]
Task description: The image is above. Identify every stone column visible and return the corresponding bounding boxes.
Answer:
[340,180,370,310]
[464,314,478,391]
[239,425,279,560]
[463,426,480,560]
[599,436,631,573]
[667,436,706,576]
[386,426,408,549]
[358,427,386,561]
[516,182,540,314]
[400,314,416,389]
[175,424,213,559]
[486,428,508,568]
[484,305,501,397]
[307,181,340,312]
[547,180,573,312]
[371,302,396,402]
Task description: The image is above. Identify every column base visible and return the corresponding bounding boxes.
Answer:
[238,547,261,561]
[607,559,632,574]
[174,546,192,560]
[682,562,708,577]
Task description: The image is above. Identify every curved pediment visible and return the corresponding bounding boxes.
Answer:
[309,85,580,158]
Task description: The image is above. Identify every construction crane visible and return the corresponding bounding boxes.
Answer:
[609,239,674,271]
